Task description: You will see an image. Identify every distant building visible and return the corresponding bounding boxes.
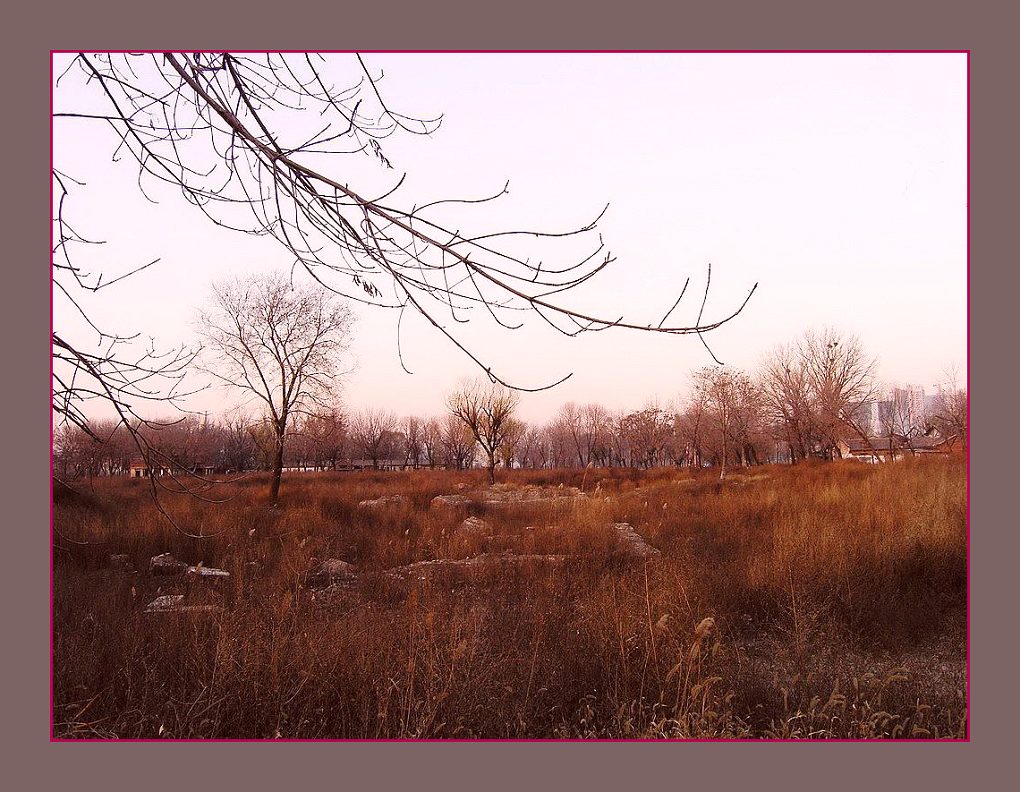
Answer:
[129,457,169,477]
[837,431,957,463]
[128,457,217,477]
[280,458,409,472]
[856,384,932,437]
[342,458,406,471]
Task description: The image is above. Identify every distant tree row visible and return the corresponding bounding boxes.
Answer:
[53,327,967,485]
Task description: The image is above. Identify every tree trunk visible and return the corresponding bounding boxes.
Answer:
[269,434,284,505]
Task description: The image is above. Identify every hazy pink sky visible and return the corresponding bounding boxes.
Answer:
[53,52,967,425]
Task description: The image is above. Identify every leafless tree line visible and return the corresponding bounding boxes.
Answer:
[52,407,463,483]
[54,327,967,484]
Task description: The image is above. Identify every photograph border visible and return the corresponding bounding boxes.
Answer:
[11,0,1013,788]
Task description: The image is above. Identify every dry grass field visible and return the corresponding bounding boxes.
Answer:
[52,456,967,739]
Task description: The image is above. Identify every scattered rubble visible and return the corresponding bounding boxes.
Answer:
[304,558,358,589]
[140,511,658,615]
[186,565,230,579]
[144,594,221,614]
[149,553,230,580]
[149,553,188,576]
[385,552,569,583]
[309,578,362,605]
[145,594,184,611]
[358,495,409,509]
[427,485,588,512]
[458,516,490,536]
[476,484,587,507]
[430,494,472,509]
[612,523,661,560]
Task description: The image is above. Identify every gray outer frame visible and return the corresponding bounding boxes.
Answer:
[13,1,1011,788]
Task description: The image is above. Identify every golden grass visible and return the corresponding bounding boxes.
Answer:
[52,457,966,739]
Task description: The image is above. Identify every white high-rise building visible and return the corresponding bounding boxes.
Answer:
[870,384,928,435]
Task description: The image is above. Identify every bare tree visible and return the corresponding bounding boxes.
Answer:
[554,402,613,467]
[220,410,260,472]
[351,409,400,468]
[285,409,347,470]
[402,415,425,469]
[691,368,736,479]
[421,417,443,469]
[513,424,540,469]
[728,372,768,467]
[447,380,521,484]
[499,417,528,470]
[760,342,816,463]
[689,367,764,475]
[554,402,584,466]
[926,372,968,451]
[314,409,350,469]
[198,272,354,503]
[608,411,631,468]
[620,402,671,469]
[53,419,131,485]
[675,391,709,469]
[800,328,877,459]
[544,417,574,468]
[582,403,614,467]
[440,414,477,471]
[759,329,877,462]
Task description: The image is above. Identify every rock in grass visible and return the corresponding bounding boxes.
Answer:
[186,565,230,579]
[109,554,132,570]
[310,577,362,605]
[384,552,569,584]
[144,595,221,614]
[304,558,358,589]
[358,495,409,509]
[149,553,188,576]
[143,596,221,612]
[145,594,184,611]
[431,494,473,509]
[458,516,491,536]
[475,485,587,507]
[612,523,661,560]
[150,554,229,579]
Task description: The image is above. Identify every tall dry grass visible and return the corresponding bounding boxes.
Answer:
[52,456,966,739]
